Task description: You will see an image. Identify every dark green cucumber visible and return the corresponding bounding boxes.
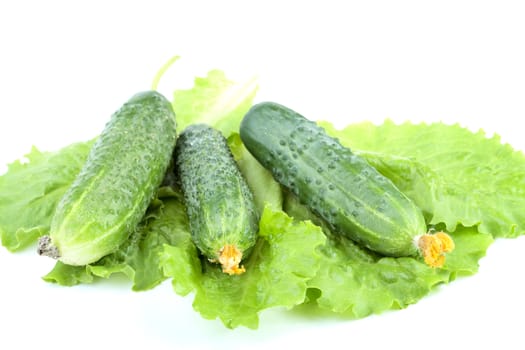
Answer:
[174,124,258,274]
[240,102,454,266]
[38,91,177,266]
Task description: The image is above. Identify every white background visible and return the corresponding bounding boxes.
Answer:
[1,1,525,349]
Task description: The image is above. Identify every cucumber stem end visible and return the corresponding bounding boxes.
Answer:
[218,244,246,275]
[37,235,60,260]
[416,231,455,268]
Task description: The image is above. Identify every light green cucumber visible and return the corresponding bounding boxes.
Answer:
[38,91,177,265]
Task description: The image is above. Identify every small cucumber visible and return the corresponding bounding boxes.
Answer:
[38,91,177,265]
[174,124,258,275]
[239,102,454,267]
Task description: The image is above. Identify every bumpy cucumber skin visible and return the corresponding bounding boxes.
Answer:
[49,91,177,265]
[240,102,426,257]
[174,124,258,261]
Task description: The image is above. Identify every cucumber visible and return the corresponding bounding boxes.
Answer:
[38,91,177,266]
[174,124,258,275]
[239,102,454,267]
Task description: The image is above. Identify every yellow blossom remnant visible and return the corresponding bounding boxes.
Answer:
[417,231,455,268]
[218,244,246,275]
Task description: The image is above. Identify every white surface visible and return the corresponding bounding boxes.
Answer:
[1,1,524,349]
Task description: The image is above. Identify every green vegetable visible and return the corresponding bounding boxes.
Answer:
[37,91,177,266]
[174,124,259,274]
[240,101,454,267]
[43,187,189,291]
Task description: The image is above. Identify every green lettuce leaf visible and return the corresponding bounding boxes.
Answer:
[172,70,258,137]
[322,120,525,238]
[284,191,493,316]
[160,206,326,329]
[310,225,492,316]
[228,133,283,213]
[0,141,94,251]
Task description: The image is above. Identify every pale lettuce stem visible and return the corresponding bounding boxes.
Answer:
[151,55,181,91]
